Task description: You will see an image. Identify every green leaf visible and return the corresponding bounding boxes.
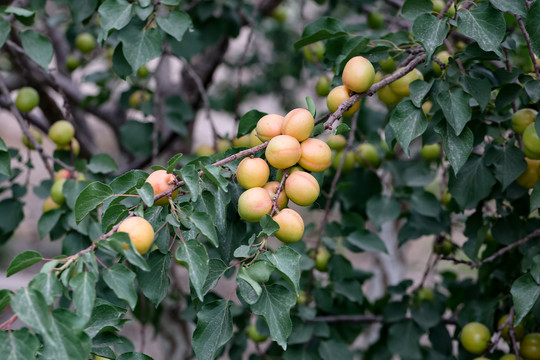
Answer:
[484,144,527,190]
[188,211,219,247]
[496,83,522,110]
[75,182,114,223]
[156,10,191,42]
[237,110,266,137]
[87,153,118,174]
[334,280,364,303]
[306,96,316,118]
[294,17,348,51]
[176,239,209,301]
[435,123,473,174]
[334,123,350,135]
[347,230,388,253]
[0,329,40,360]
[103,264,138,309]
[0,290,12,313]
[102,232,150,271]
[0,18,10,48]
[192,300,233,360]
[11,288,50,333]
[117,353,153,360]
[319,339,353,360]
[511,273,540,325]
[0,199,24,243]
[530,182,540,213]
[258,214,280,237]
[119,26,162,75]
[137,251,171,306]
[37,209,63,239]
[201,258,227,296]
[29,272,63,306]
[179,164,200,202]
[237,266,262,304]
[245,260,275,283]
[389,100,428,157]
[98,0,133,32]
[412,14,449,60]
[136,182,154,207]
[202,165,228,192]
[366,194,401,228]
[411,300,441,330]
[401,0,432,21]
[20,30,53,70]
[448,155,496,209]
[251,284,296,350]
[69,271,97,322]
[84,300,127,337]
[436,88,472,136]
[263,246,301,295]
[7,250,43,277]
[0,147,11,176]
[388,320,423,359]
[457,2,505,55]
[490,0,527,17]
[462,76,492,111]
[526,2,540,57]
[409,80,433,108]
[109,169,148,194]
[166,153,183,173]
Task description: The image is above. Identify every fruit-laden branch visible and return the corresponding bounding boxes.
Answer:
[515,14,540,78]
[441,228,540,268]
[437,0,455,19]
[310,314,457,324]
[322,53,427,130]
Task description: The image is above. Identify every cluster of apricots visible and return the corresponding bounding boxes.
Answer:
[459,318,540,360]
[236,108,332,243]
[326,134,381,173]
[512,108,540,189]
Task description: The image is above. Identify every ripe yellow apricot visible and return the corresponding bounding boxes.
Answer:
[332,151,355,173]
[256,114,284,141]
[236,157,270,189]
[233,134,251,147]
[22,128,42,150]
[285,171,320,206]
[238,187,273,222]
[54,169,73,182]
[355,143,380,168]
[265,135,302,169]
[42,196,61,212]
[326,134,347,151]
[327,85,360,117]
[342,56,375,93]
[263,181,288,210]
[249,129,264,147]
[272,208,304,243]
[145,170,178,206]
[389,68,424,97]
[48,120,75,146]
[298,138,332,172]
[512,108,538,134]
[281,108,314,142]
[117,216,155,255]
[516,158,540,188]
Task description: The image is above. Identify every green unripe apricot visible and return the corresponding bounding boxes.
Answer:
[355,143,380,167]
[50,179,66,205]
[420,143,441,162]
[137,64,149,78]
[303,42,325,63]
[314,248,330,271]
[22,128,42,150]
[326,134,347,151]
[389,68,424,97]
[512,108,538,135]
[247,324,267,343]
[432,51,451,75]
[48,120,75,146]
[75,33,96,54]
[460,322,491,354]
[66,55,80,72]
[316,76,331,97]
[332,151,355,173]
[16,87,39,112]
[367,12,384,29]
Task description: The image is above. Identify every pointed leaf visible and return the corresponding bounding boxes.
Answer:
[484,144,527,190]
[75,182,114,223]
[457,2,505,55]
[0,18,10,48]
[294,17,348,51]
[7,251,43,277]
[179,164,200,202]
[11,288,51,334]
[98,0,133,32]
[462,76,491,111]
[448,155,496,209]
[489,0,527,17]
[436,88,472,136]
[511,273,540,325]
[155,10,191,42]
[192,300,233,360]
[389,100,428,157]
[176,239,209,301]
[435,123,474,174]
[0,329,40,360]
[525,2,540,57]
[136,182,154,207]
[69,271,97,322]
[347,230,388,253]
[119,26,162,73]
[188,211,219,247]
[413,14,449,60]
[103,264,138,309]
[20,30,53,70]
[29,272,63,306]
[262,246,301,295]
[137,251,171,306]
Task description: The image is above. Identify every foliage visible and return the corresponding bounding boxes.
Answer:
[0,0,539,359]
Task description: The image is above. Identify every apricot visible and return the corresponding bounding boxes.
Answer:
[420,143,441,162]
[422,101,433,115]
[342,56,375,93]
[42,196,61,212]
[303,41,325,63]
[22,128,42,150]
[238,187,273,222]
[48,120,75,146]
[50,179,66,205]
[355,143,380,167]
[263,181,288,210]
[389,68,424,97]
[516,158,540,188]
[265,135,302,169]
[145,169,178,206]
[327,85,360,117]
[129,90,151,109]
[195,144,215,156]
[16,87,39,112]
[256,114,284,141]
[55,169,73,182]
[272,208,304,243]
[281,108,314,142]
[233,134,251,147]
[326,134,347,151]
[249,129,264,147]
[377,83,402,106]
[285,171,320,206]
[332,151,355,173]
[75,33,96,54]
[380,57,396,73]
[66,55,80,72]
[298,138,332,172]
[512,108,538,134]
[316,76,331,97]
[56,138,80,155]
[236,157,270,189]
[117,216,155,255]
[276,165,303,182]
[498,314,524,341]
[432,51,451,75]
[216,138,231,153]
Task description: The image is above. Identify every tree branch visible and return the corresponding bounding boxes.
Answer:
[515,14,540,78]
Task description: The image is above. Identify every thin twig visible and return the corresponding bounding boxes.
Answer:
[437,0,455,19]
[444,39,466,74]
[516,14,540,78]
[310,314,457,324]
[269,168,289,216]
